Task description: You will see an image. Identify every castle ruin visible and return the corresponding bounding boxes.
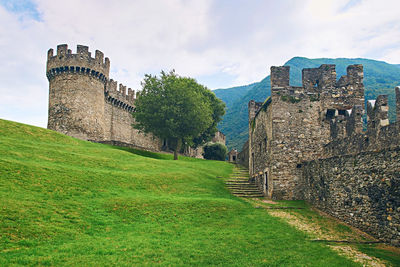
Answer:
[247,64,399,246]
[248,64,364,199]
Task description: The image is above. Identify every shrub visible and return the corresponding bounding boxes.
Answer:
[281,95,300,103]
[203,142,228,161]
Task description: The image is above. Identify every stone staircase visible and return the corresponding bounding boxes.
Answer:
[225,166,264,198]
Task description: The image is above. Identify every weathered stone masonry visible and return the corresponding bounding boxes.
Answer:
[246,63,399,246]
[302,147,400,246]
[47,44,161,151]
[249,64,364,199]
[237,140,249,167]
[302,88,400,246]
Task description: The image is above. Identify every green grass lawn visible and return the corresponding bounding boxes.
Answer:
[0,119,361,266]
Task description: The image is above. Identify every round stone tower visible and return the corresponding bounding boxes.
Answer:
[46,44,110,141]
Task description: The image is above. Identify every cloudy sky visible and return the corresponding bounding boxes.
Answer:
[1,0,400,128]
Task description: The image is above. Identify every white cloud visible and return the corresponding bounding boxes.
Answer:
[0,0,400,127]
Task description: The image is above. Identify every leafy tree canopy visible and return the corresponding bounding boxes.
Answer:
[192,89,225,148]
[133,70,225,160]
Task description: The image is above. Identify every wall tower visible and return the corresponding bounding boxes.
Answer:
[46,44,110,141]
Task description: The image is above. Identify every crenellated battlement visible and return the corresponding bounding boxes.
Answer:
[325,87,400,156]
[255,63,397,161]
[248,100,264,122]
[105,79,135,112]
[367,95,389,135]
[270,66,290,88]
[46,44,110,83]
[270,64,363,92]
[302,64,337,91]
[271,64,364,114]
[47,44,137,112]
[345,104,363,136]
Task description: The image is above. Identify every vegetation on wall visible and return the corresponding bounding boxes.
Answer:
[281,95,301,103]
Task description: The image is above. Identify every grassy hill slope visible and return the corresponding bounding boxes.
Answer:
[0,119,360,266]
[215,57,400,150]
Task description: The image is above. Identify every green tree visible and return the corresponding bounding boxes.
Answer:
[203,142,228,161]
[192,89,225,148]
[133,70,225,160]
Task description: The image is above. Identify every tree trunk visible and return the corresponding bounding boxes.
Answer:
[173,138,182,160]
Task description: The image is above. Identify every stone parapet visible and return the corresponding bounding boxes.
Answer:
[271,66,290,88]
[47,44,110,82]
[325,122,400,157]
[105,79,135,112]
[325,88,399,157]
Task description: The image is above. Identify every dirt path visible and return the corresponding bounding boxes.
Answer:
[247,198,395,266]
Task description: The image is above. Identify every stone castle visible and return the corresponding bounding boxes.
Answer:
[46,44,225,155]
[241,64,399,246]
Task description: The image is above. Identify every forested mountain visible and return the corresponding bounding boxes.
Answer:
[214,57,400,150]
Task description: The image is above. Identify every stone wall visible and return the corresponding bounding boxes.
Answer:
[103,101,160,151]
[237,140,249,168]
[185,146,204,159]
[212,131,226,144]
[301,86,400,246]
[325,122,400,157]
[47,45,110,141]
[268,92,328,199]
[249,98,272,195]
[48,73,106,141]
[396,86,400,120]
[47,44,162,152]
[301,147,400,246]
